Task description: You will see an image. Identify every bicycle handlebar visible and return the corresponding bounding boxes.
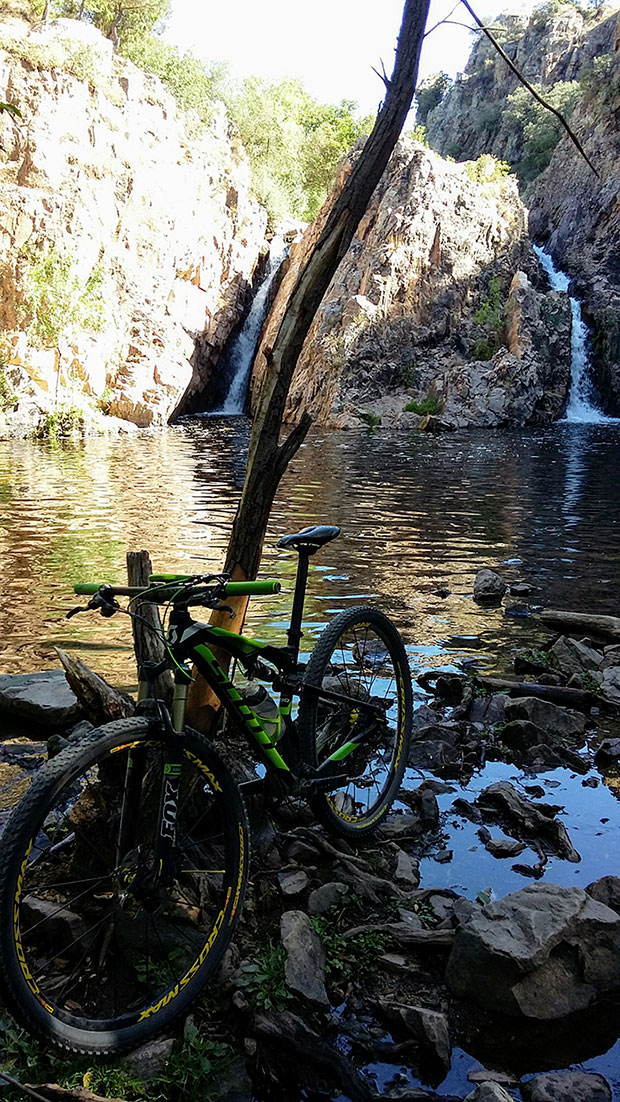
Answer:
[73,579,281,599]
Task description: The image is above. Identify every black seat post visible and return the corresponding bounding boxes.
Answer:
[287,549,311,661]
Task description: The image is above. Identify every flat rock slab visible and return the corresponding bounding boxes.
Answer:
[0,669,81,729]
[522,1071,612,1101]
[446,883,620,1019]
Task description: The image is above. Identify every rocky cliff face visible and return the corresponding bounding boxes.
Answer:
[253,140,571,430]
[426,5,617,171]
[426,2,620,413]
[528,54,620,412]
[0,15,267,437]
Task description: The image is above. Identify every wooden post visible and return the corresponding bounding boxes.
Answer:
[126,550,173,704]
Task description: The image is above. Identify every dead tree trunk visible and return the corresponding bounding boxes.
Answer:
[187,0,431,728]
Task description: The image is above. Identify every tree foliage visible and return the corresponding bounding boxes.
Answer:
[216,76,373,224]
[46,0,170,45]
[506,79,580,183]
[415,71,450,125]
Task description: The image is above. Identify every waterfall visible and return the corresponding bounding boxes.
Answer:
[534,245,615,424]
[217,237,288,415]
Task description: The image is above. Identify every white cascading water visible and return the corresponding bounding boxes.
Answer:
[534,245,615,424]
[218,236,288,415]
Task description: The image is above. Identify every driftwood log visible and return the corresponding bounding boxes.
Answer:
[55,647,134,726]
[475,676,595,712]
[540,610,620,641]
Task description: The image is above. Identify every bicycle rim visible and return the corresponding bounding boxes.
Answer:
[0,721,248,1052]
[299,608,412,836]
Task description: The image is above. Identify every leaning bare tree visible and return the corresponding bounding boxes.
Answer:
[187,0,432,727]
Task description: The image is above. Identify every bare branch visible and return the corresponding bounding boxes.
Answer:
[371,58,391,90]
[423,2,461,39]
[460,0,599,177]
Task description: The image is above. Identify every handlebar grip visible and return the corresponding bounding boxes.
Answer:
[224,580,281,596]
[74,583,103,595]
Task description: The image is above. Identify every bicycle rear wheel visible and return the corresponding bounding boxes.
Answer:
[298,607,412,839]
[0,718,249,1054]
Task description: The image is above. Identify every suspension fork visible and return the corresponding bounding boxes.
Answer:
[116,669,191,885]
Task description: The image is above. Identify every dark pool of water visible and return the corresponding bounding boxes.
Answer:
[2,418,620,1097]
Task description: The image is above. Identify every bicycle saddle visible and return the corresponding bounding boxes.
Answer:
[277,525,341,554]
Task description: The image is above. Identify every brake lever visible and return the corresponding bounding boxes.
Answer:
[66,605,86,620]
[216,603,236,620]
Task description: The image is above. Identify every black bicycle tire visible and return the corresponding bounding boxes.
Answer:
[0,717,250,1054]
[298,606,413,839]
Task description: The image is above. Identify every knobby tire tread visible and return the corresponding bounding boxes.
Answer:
[298,606,412,839]
[0,718,249,1054]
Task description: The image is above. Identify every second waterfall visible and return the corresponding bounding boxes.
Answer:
[216,237,288,416]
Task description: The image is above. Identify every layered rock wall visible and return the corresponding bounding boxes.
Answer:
[0,15,267,436]
[253,140,571,429]
[425,3,620,413]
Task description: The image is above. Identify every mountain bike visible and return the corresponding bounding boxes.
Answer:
[0,525,412,1055]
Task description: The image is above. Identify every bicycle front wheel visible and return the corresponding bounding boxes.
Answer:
[298,607,412,839]
[0,718,249,1054]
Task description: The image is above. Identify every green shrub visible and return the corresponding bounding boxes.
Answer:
[404,396,439,415]
[13,244,106,348]
[236,943,291,1011]
[506,80,580,185]
[408,123,428,146]
[35,407,85,440]
[472,276,505,359]
[579,52,620,109]
[0,371,17,410]
[415,72,451,125]
[472,338,495,361]
[361,410,381,428]
[465,154,512,184]
[398,362,419,388]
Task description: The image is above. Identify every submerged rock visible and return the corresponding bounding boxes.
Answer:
[473,569,506,603]
[476,781,580,863]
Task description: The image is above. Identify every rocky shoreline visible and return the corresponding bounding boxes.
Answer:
[2,584,620,1100]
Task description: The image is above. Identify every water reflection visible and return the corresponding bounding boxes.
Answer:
[1,421,619,686]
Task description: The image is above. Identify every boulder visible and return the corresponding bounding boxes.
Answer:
[394,848,421,885]
[307,882,348,915]
[278,870,310,897]
[280,910,329,1007]
[586,876,620,916]
[503,696,586,739]
[521,1071,612,1101]
[600,667,620,705]
[550,637,603,677]
[473,569,506,602]
[0,670,81,729]
[378,1001,451,1078]
[468,693,508,726]
[594,738,620,767]
[465,1085,516,1102]
[123,1037,174,1082]
[446,883,620,1019]
[602,645,620,670]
